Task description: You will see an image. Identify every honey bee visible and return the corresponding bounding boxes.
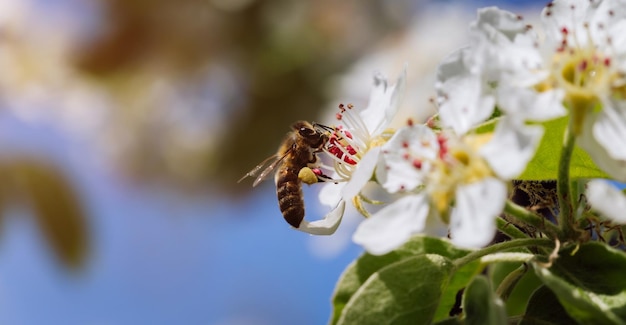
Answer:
[238,121,332,228]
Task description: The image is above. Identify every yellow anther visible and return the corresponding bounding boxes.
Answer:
[352,195,372,218]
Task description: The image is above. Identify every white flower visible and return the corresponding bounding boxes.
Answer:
[435,7,566,136]
[455,2,626,180]
[586,179,626,223]
[318,68,406,208]
[353,122,536,254]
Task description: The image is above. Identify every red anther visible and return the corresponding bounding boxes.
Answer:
[403,153,410,160]
[437,134,448,159]
[413,159,422,169]
[516,14,523,20]
[344,156,356,164]
[346,145,357,155]
[347,103,354,109]
[578,59,588,71]
[604,57,611,67]
[311,168,323,176]
[399,185,405,191]
[561,27,568,35]
[336,113,343,120]
[439,147,448,160]
[407,118,414,126]
[344,130,353,139]
[402,141,409,148]
[437,134,447,145]
[426,116,437,129]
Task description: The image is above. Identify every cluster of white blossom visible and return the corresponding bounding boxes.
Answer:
[304,0,626,255]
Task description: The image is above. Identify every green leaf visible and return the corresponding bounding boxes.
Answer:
[519,117,609,180]
[330,236,482,324]
[434,258,482,321]
[337,254,453,325]
[490,262,542,316]
[463,275,508,325]
[433,317,463,325]
[532,242,626,324]
[520,285,577,325]
[474,117,498,134]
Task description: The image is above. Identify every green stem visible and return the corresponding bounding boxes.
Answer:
[453,238,554,270]
[496,217,529,240]
[558,129,577,240]
[504,200,560,238]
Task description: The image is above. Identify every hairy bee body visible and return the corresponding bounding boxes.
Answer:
[239,121,329,228]
[276,166,305,228]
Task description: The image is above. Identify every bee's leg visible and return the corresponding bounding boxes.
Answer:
[315,172,334,182]
[298,167,320,185]
[301,167,340,184]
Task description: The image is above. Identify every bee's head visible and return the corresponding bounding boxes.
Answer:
[292,121,328,148]
[292,121,316,137]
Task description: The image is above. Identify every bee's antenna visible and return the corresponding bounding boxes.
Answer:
[313,122,334,133]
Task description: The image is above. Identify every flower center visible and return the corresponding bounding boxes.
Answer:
[324,103,392,180]
[428,134,493,214]
[548,23,616,134]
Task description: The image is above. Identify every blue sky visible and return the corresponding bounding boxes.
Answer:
[0,111,363,324]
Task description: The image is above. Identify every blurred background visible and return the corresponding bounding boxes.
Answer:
[0,0,545,324]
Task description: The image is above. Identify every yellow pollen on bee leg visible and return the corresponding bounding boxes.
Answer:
[298,167,319,185]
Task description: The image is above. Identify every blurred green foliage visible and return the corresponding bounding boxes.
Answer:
[1,159,89,269]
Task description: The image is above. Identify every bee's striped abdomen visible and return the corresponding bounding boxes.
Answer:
[276,168,305,228]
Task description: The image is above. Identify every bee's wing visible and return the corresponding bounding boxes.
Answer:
[238,150,290,187]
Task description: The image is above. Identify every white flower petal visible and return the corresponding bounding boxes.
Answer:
[592,99,626,161]
[341,147,380,201]
[587,180,626,223]
[579,113,626,181]
[377,125,438,193]
[541,0,603,47]
[450,178,506,248]
[297,200,346,236]
[436,50,495,135]
[609,20,626,71]
[468,7,544,86]
[353,194,429,255]
[472,7,528,42]
[360,67,407,135]
[480,118,543,180]
[319,180,343,207]
[496,86,566,122]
